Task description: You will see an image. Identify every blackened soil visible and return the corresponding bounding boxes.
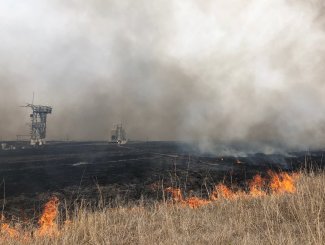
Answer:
[0,141,324,218]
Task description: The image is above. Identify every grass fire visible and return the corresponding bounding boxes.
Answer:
[1,142,325,245]
[0,169,324,244]
[1,196,60,241]
[2,0,325,244]
[165,171,299,208]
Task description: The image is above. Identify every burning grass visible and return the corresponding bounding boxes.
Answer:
[1,171,325,244]
[165,171,299,208]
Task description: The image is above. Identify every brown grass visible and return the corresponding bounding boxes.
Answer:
[1,171,325,245]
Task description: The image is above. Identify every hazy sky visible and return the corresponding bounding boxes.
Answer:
[0,0,325,152]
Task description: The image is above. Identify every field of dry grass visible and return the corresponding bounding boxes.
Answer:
[1,171,325,245]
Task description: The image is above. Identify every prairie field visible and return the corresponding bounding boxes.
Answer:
[1,170,325,245]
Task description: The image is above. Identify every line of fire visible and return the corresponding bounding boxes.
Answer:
[0,102,324,244]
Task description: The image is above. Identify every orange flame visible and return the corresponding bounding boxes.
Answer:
[0,217,30,242]
[166,171,300,208]
[165,187,183,202]
[0,196,61,242]
[186,197,211,208]
[215,184,237,199]
[248,174,267,197]
[36,196,60,237]
[0,171,301,241]
[268,171,299,194]
[165,187,210,208]
[1,223,19,239]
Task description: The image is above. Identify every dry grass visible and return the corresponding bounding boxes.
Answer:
[1,171,325,245]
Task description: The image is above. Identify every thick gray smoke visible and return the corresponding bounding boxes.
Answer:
[0,0,325,153]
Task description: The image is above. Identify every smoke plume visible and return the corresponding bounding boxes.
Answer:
[0,0,325,152]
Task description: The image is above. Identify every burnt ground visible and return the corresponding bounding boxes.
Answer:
[0,141,324,218]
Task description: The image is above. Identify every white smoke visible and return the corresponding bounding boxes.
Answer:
[0,0,325,152]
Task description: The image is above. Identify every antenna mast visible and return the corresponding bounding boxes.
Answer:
[22,94,53,146]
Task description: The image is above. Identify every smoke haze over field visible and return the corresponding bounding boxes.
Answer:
[1,0,325,152]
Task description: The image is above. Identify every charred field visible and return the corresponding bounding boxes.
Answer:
[0,141,324,218]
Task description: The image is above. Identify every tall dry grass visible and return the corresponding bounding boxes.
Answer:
[1,171,325,245]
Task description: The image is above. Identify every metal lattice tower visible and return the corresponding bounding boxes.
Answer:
[24,103,52,146]
[110,124,127,144]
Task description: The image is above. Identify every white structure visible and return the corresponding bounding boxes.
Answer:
[23,103,52,146]
[110,124,127,144]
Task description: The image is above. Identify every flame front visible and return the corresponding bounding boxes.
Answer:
[165,188,210,208]
[0,171,301,242]
[166,171,300,208]
[268,171,297,194]
[1,223,19,238]
[249,174,266,197]
[36,196,60,237]
[0,196,60,242]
